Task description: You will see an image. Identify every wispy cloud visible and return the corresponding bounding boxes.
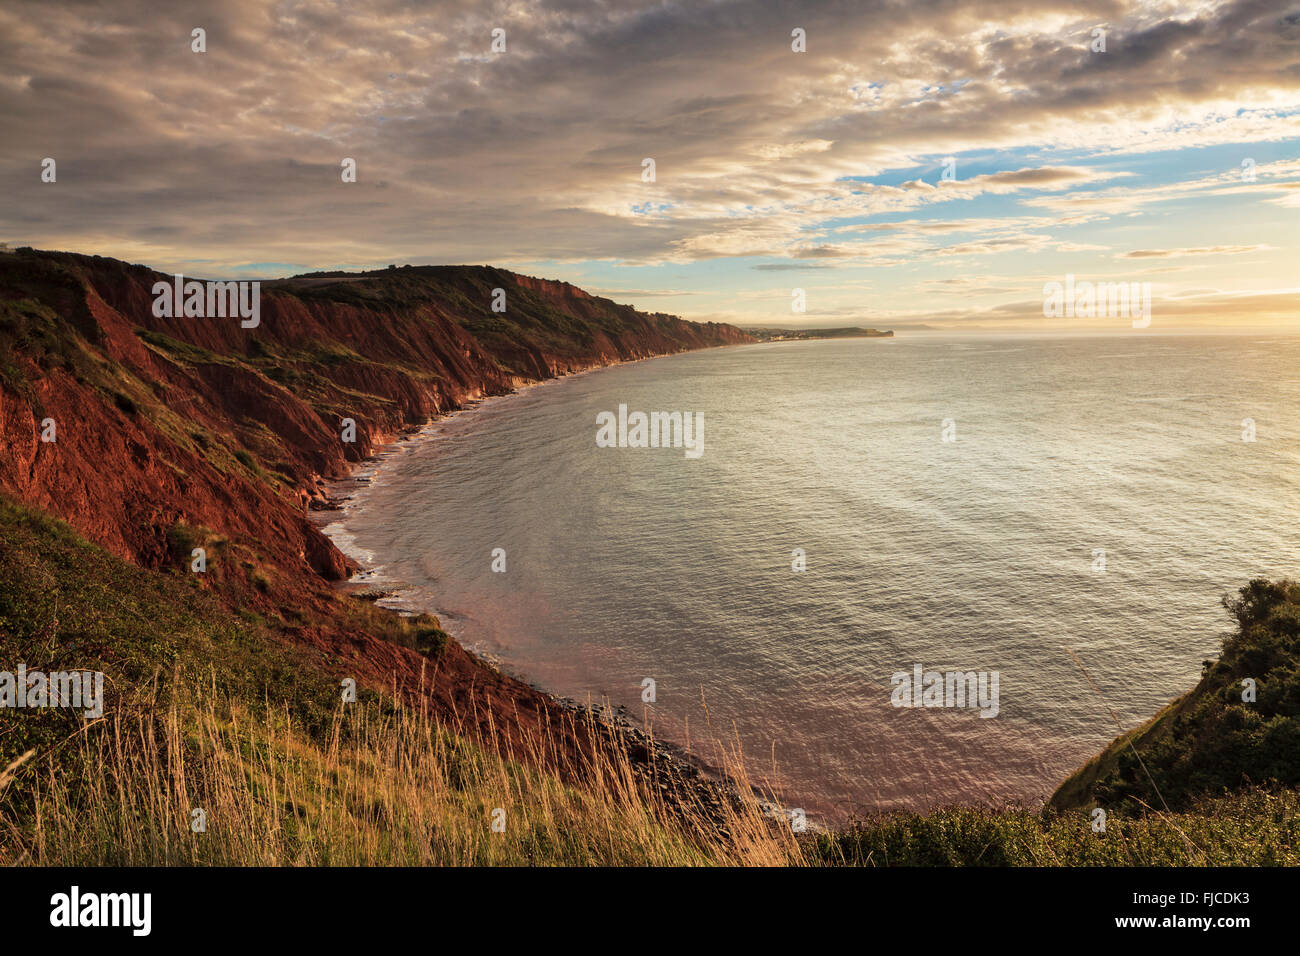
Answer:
[1118,245,1272,259]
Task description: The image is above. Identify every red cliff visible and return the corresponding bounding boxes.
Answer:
[0,248,751,774]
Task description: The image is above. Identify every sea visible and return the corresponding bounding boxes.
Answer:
[320,331,1300,820]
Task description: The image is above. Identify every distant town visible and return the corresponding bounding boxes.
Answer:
[743,326,894,342]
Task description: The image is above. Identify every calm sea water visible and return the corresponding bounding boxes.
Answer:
[322,332,1300,819]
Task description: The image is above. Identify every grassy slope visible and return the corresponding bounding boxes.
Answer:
[0,497,792,866]
[0,494,379,768]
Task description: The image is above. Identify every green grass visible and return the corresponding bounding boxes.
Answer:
[809,791,1300,866]
[0,497,347,770]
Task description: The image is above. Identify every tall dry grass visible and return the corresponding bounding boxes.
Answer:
[0,679,800,867]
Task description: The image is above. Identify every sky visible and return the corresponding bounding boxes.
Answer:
[2,0,1297,329]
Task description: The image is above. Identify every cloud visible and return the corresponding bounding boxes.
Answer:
[1118,245,1272,259]
[0,0,1295,337]
[949,287,1300,328]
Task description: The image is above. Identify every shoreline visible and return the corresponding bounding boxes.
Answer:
[308,343,801,830]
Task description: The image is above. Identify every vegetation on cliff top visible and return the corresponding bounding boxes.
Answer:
[279,263,748,372]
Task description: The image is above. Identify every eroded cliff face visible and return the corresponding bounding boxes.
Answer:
[0,248,749,774]
[0,249,752,625]
[0,250,748,592]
